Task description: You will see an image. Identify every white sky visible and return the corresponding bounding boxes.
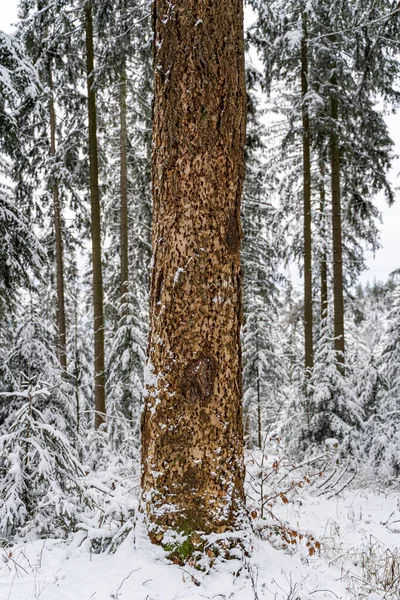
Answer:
[2,2,399,285]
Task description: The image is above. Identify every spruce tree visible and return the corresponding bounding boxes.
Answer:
[366,284,400,478]
[0,378,90,540]
[141,0,247,545]
[0,31,44,315]
[249,0,398,367]
[85,1,106,429]
[94,0,153,449]
[241,65,286,449]
[16,0,91,379]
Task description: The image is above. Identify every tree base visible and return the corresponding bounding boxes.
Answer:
[150,527,250,569]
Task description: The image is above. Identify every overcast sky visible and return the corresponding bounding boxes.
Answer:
[2,2,399,286]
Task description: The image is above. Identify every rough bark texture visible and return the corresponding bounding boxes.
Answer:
[49,69,67,375]
[85,3,106,428]
[301,17,313,374]
[141,0,246,539]
[330,72,345,369]
[120,64,129,300]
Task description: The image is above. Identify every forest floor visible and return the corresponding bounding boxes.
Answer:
[1,452,400,600]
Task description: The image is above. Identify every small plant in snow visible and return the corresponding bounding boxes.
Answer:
[330,537,400,599]
[76,467,138,554]
[246,437,322,557]
[0,377,91,541]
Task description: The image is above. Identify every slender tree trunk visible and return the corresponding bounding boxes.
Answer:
[257,363,262,449]
[49,68,67,375]
[319,158,328,320]
[120,61,129,300]
[73,292,80,434]
[85,2,106,428]
[244,411,251,448]
[141,0,246,541]
[330,71,345,369]
[71,285,80,433]
[301,15,313,374]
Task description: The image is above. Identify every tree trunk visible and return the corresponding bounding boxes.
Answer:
[85,2,106,428]
[257,362,262,449]
[49,68,67,375]
[319,159,328,321]
[73,291,80,434]
[301,15,313,374]
[330,71,345,369]
[244,411,251,448]
[141,0,246,540]
[120,61,129,300]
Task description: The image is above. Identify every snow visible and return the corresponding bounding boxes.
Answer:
[325,438,339,448]
[284,29,303,50]
[1,484,399,600]
[173,267,185,285]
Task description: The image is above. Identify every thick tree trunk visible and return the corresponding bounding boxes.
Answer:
[85,3,106,428]
[330,72,345,369]
[49,69,67,375]
[141,0,246,540]
[301,15,313,374]
[120,63,129,300]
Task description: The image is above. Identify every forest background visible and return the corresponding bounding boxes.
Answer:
[2,2,400,284]
[1,1,400,598]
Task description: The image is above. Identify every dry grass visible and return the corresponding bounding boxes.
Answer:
[327,536,400,599]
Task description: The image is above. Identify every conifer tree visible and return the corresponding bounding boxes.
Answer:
[0,378,90,539]
[301,12,314,373]
[95,0,153,448]
[0,31,44,316]
[309,312,362,445]
[0,289,76,436]
[366,284,400,477]
[16,0,91,379]
[141,0,247,544]
[248,0,316,374]
[85,1,106,429]
[241,65,286,448]
[249,0,397,377]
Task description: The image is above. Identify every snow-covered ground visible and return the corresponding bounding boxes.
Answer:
[1,472,399,600]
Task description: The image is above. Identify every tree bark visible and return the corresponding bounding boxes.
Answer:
[73,289,80,433]
[330,71,345,369]
[319,157,328,321]
[141,0,246,540]
[120,61,129,300]
[257,362,262,449]
[49,68,67,375]
[301,15,313,374]
[85,2,106,428]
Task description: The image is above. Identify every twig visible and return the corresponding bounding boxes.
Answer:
[327,470,356,499]
[1,549,29,575]
[316,468,337,491]
[179,567,201,587]
[113,567,141,599]
[275,452,329,486]
[309,590,339,598]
